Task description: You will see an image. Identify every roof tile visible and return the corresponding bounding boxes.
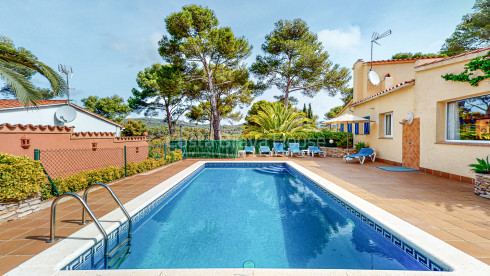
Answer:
[0,100,67,109]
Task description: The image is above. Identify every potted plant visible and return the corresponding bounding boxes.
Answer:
[470,156,490,199]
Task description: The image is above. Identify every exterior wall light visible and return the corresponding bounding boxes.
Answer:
[91,142,98,151]
[20,136,30,149]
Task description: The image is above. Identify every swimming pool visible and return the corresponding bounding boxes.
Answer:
[117,163,427,270]
[9,161,489,275]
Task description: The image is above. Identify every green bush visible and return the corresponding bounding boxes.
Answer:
[0,153,46,201]
[469,156,490,174]
[42,150,183,200]
[355,142,368,152]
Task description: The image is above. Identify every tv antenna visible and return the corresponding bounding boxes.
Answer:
[368,30,392,86]
[58,64,74,103]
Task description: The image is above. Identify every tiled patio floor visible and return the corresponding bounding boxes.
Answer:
[1,157,489,274]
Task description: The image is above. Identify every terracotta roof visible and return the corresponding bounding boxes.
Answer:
[71,132,115,138]
[0,123,74,133]
[360,56,443,65]
[352,79,415,106]
[415,46,490,68]
[0,100,67,109]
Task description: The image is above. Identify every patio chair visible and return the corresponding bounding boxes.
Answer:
[244,146,255,156]
[308,146,326,157]
[343,148,376,164]
[259,146,272,156]
[289,143,304,157]
[273,143,288,156]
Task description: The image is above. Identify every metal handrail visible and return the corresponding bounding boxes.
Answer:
[46,193,109,268]
[81,183,132,242]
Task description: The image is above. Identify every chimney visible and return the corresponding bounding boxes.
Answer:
[384,73,393,91]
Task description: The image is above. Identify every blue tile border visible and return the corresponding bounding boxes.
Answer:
[284,163,448,272]
[62,162,448,271]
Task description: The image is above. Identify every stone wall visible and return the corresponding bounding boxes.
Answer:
[0,193,41,224]
[319,147,356,158]
[475,174,490,200]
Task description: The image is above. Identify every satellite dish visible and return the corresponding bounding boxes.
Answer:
[55,105,77,123]
[405,112,414,125]
[368,70,380,86]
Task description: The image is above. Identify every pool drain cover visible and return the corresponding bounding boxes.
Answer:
[243,260,255,268]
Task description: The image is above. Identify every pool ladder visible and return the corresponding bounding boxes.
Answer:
[47,183,132,269]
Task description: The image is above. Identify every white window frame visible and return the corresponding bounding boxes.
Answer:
[445,98,490,144]
[384,113,393,138]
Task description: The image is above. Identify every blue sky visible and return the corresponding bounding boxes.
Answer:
[0,0,474,123]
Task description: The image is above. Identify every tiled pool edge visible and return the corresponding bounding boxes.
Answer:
[7,161,490,275]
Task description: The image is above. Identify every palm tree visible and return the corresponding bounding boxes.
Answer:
[0,36,66,107]
[243,102,316,139]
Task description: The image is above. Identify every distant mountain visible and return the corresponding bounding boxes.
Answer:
[126,117,243,138]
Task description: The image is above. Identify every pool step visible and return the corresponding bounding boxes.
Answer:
[108,237,131,269]
[253,167,287,174]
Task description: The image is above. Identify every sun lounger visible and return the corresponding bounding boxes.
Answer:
[308,146,326,157]
[343,148,376,164]
[289,143,304,157]
[259,146,272,156]
[273,143,288,156]
[244,146,255,156]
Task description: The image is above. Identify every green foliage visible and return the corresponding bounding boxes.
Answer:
[0,36,67,107]
[0,153,45,201]
[250,19,350,107]
[122,119,148,136]
[81,95,131,123]
[442,51,490,86]
[441,0,490,56]
[242,102,316,139]
[325,106,343,120]
[42,150,183,200]
[129,63,196,136]
[355,142,368,152]
[391,52,446,60]
[469,156,490,174]
[159,5,253,140]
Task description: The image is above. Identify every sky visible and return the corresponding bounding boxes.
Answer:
[0,0,475,124]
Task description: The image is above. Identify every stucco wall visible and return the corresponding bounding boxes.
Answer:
[414,55,490,178]
[0,104,121,136]
[348,51,490,179]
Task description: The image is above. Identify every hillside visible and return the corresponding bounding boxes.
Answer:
[128,117,244,138]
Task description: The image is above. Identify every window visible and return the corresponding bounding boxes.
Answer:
[447,94,490,141]
[384,113,393,137]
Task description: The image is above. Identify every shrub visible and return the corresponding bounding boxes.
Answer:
[0,153,46,201]
[42,150,183,200]
[469,156,490,174]
[355,142,368,152]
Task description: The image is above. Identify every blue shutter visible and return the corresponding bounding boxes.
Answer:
[355,123,359,134]
[340,124,344,132]
[347,123,352,133]
[363,116,370,134]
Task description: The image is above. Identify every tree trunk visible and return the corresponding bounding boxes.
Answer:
[284,92,289,108]
[208,78,221,140]
[165,103,174,136]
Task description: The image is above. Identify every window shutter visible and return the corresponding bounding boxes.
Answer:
[347,123,352,133]
[355,123,359,134]
[340,124,344,132]
[363,116,370,134]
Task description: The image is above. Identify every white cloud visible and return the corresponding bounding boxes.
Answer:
[317,26,361,54]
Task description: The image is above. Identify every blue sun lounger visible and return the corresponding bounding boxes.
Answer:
[259,146,272,156]
[273,143,288,156]
[308,146,326,157]
[343,148,376,164]
[244,146,255,156]
[289,143,304,157]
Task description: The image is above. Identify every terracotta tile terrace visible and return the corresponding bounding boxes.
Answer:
[1,157,489,274]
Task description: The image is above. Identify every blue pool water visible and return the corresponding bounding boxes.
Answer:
[113,164,429,270]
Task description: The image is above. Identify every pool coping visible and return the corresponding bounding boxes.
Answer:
[7,161,490,275]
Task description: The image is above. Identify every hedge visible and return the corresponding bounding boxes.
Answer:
[40,149,182,200]
[0,153,46,201]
